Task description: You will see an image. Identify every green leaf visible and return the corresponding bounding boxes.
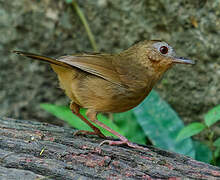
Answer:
[204,105,220,127]
[176,122,206,141]
[193,140,212,163]
[214,138,220,147]
[114,111,147,145]
[132,90,195,158]
[40,103,123,138]
[65,0,73,4]
[215,148,220,159]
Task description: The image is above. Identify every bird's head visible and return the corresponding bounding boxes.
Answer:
[133,40,195,76]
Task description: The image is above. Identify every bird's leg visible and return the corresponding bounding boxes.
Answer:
[70,101,105,138]
[86,109,149,151]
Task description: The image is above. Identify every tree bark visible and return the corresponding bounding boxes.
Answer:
[0,117,219,180]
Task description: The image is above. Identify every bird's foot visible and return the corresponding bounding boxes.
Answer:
[99,139,150,151]
[74,130,106,138]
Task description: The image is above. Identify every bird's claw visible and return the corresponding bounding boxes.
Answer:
[73,130,106,138]
[99,139,150,151]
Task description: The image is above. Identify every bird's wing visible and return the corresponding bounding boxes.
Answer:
[13,51,126,87]
[58,54,127,87]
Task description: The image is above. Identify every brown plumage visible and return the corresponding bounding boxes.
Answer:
[13,40,195,150]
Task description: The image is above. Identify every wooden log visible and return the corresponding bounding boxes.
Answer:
[0,117,219,179]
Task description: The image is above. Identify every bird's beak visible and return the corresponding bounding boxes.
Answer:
[173,57,195,65]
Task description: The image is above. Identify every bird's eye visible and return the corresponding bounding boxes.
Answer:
[159,46,169,54]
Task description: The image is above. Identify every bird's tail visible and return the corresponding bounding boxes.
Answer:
[13,50,71,68]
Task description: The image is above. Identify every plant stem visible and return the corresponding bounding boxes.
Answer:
[208,129,216,165]
[72,1,98,52]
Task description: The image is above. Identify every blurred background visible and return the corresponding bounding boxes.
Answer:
[0,0,220,164]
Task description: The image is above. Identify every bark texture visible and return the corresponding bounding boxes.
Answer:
[0,117,219,179]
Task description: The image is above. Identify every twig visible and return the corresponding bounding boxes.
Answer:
[72,1,98,52]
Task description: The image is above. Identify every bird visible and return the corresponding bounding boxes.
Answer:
[13,40,195,150]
